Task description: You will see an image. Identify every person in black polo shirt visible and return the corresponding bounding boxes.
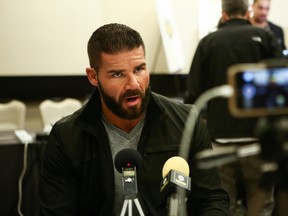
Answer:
[250,0,286,50]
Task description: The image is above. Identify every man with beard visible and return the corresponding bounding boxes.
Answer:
[250,0,286,50]
[39,23,230,216]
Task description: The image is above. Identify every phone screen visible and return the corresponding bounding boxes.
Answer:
[227,63,288,117]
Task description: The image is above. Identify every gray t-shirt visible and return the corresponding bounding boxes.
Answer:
[102,116,145,215]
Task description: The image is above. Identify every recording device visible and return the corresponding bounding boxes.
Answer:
[114,148,145,216]
[114,148,142,198]
[227,62,288,117]
[160,156,191,216]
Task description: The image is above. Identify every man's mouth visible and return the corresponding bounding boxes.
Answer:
[125,95,140,106]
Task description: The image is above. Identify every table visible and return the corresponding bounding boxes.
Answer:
[0,131,46,216]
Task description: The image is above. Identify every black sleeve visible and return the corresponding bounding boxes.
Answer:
[266,28,285,58]
[269,22,286,50]
[39,126,78,216]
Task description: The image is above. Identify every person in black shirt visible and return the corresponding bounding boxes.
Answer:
[250,0,286,50]
[39,23,230,216]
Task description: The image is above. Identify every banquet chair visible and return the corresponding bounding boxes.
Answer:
[0,100,26,131]
[39,98,82,133]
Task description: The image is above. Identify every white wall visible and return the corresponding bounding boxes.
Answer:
[0,0,198,75]
[0,0,102,76]
[0,0,287,76]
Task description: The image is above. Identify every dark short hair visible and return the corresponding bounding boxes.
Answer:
[87,23,145,72]
[222,0,249,16]
[253,0,271,3]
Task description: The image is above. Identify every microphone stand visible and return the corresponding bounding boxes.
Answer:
[120,196,145,216]
[195,117,288,216]
[168,193,179,216]
[177,85,233,216]
[247,117,288,216]
[119,166,145,216]
[168,191,187,216]
[160,168,191,216]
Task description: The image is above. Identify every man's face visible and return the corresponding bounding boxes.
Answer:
[252,0,270,23]
[96,47,150,120]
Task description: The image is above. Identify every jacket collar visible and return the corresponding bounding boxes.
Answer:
[220,18,251,29]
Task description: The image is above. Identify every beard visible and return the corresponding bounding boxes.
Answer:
[255,14,267,23]
[98,81,150,120]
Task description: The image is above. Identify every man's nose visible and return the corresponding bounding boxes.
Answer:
[125,75,140,89]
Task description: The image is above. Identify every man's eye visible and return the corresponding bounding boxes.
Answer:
[112,72,122,78]
[135,67,143,73]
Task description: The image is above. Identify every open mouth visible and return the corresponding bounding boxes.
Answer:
[125,95,140,106]
[126,96,138,101]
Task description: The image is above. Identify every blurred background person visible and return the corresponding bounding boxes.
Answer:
[250,0,286,50]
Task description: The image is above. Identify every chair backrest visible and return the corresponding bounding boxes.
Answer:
[39,98,82,130]
[0,100,26,131]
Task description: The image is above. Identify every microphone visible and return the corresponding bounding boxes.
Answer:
[114,148,145,216]
[160,156,191,216]
[114,148,142,198]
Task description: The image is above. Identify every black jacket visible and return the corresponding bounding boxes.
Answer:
[39,89,230,216]
[268,21,286,50]
[185,19,284,139]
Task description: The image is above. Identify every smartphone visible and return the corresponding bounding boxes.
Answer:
[227,63,288,117]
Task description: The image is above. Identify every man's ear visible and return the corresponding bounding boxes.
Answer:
[244,10,250,20]
[86,67,98,87]
[221,11,229,21]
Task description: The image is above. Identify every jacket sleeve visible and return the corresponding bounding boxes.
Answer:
[187,116,230,216]
[268,22,286,50]
[279,28,287,50]
[39,125,78,216]
[266,29,285,58]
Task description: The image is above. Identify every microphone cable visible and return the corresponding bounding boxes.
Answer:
[14,130,33,216]
[17,142,29,216]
